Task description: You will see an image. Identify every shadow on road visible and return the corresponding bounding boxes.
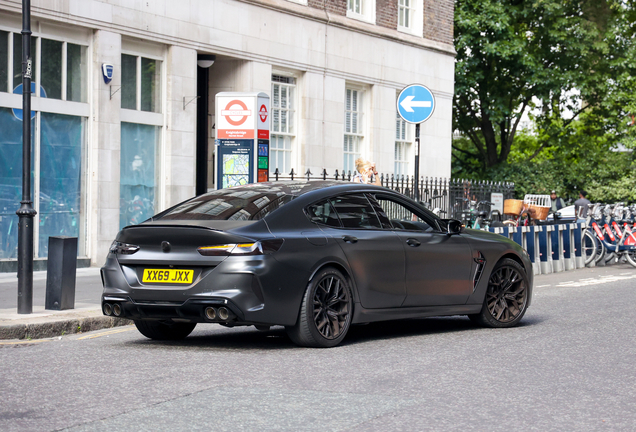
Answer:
[121,314,542,351]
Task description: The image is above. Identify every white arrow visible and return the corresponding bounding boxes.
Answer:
[400,95,432,112]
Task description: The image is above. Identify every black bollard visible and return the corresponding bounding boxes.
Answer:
[45,236,78,310]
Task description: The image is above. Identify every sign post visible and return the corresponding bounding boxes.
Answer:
[396,84,436,202]
[215,92,270,189]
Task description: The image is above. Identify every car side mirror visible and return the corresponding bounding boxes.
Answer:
[442,219,463,235]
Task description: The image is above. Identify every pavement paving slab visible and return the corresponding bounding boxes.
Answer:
[0,267,132,340]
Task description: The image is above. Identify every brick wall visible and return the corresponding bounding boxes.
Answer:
[309,0,347,16]
[376,0,398,30]
[423,0,454,45]
[307,0,454,46]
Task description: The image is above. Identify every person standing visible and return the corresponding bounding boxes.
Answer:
[574,190,591,219]
[352,158,381,186]
[550,190,565,212]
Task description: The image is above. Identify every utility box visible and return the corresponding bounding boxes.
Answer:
[45,236,77,310]
[215,92,270,188]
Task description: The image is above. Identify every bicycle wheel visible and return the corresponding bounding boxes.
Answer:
[594,238,606,264]
[582,231,597,266]
[626,248,636,268]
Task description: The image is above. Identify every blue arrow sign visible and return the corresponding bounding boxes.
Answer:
[397,84,436,124]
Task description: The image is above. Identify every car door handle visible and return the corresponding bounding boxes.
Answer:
[406,238,421,247]
[342,235,358,244]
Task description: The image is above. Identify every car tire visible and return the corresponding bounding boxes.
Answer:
[469,258,529,328]
[134,320,196,340]
[286,267,353,348]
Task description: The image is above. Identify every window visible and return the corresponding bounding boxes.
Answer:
[344,88,363,173]
[271,74,296,176]
[373,195,440,232]
[347,0,375,24]
[121,54,161,113]
[397,0,424,36]
[306,200,341,227]
[0,30,89,259]
[119,123,160,228]
[330,195,382,229]
[395,112,411,176]
[1,32,86,100]
[119,46,165,228]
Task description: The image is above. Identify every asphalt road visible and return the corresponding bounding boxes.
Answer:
[1,264,636,432]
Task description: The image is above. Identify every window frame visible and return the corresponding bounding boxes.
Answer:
[344,86,364,174]
[370,193,442,232]
[347,0,376,24]
[270,73,297,176]
[0,26,90,259]
[395,111,412,176]
[397,0,424,37]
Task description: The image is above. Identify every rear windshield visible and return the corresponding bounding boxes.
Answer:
[157,188,293,221]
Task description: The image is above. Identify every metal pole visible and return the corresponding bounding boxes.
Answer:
[17,0,36,314]
[414,123,420,202]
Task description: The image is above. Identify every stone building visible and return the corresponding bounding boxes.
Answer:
[0,0,455,269]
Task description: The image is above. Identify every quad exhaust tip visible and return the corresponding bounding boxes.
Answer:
[218,307,230,320]
[103,303,112,316]
[205,307,217,320]
[205,306,231,321]
[112,303,122,317]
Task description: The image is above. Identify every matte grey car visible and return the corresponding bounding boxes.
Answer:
[101,181,533,347]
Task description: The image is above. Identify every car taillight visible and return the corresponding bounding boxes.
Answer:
[109,241,140,255]
[197,239,283,256]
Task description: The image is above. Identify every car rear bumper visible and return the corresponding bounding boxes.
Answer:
[100,253,306,326]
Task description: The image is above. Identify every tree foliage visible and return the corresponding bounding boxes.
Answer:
[453,0,636,202]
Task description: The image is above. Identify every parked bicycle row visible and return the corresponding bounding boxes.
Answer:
[580,203,636,268]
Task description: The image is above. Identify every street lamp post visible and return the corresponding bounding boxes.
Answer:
[16,0,36,314]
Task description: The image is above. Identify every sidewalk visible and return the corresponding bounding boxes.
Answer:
[0,267,130,340]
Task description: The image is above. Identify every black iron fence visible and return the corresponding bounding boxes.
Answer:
[271,168,515,219]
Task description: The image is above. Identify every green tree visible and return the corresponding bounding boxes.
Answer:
[453,0,636,173]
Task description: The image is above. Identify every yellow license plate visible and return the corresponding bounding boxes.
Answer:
[142,269,194,284]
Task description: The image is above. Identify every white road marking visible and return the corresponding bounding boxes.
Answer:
[536,285,552,288]
[556,274,636,288]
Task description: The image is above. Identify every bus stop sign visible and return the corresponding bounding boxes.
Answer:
[397,84,435,124]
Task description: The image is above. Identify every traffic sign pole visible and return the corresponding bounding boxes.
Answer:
[396,84,436,205]
[414,123,420,202]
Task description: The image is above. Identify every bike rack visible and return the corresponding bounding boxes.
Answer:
[488,222,587,275]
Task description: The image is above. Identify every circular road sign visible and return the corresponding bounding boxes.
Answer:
[396,84,435,124]
[12,83,47,121]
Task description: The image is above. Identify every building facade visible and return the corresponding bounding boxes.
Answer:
[0,0,455,268]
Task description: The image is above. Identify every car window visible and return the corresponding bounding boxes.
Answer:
[306,200,341,227]
[373,195,440,232]
[329,195,382,229]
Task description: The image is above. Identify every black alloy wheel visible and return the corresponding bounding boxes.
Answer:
[286,267,353,348]
[470,258,529,328]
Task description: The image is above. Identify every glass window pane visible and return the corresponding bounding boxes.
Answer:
[141,57,161,112]
[121,54,137,110]
[0,107,35,258]
[120,122,158,228]
[273,109,279,132]
[0,31,8,93]
[281,110,287,133]
[13,33,37,89]
[38,113,85,257]
[273,84,280,107]
[67,43,87,102]
[281,86,287,109]
[41,39,63,100]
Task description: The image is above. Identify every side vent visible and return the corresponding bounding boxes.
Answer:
[473,252,486,291]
